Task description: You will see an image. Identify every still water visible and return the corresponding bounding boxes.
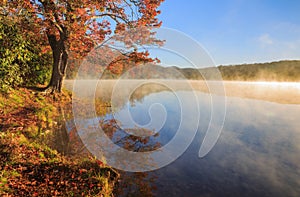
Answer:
[65,80,300,197]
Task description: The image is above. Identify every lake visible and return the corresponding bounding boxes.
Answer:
[64,80,300,197]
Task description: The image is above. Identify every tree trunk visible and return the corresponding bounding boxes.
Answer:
[47,29,68,93]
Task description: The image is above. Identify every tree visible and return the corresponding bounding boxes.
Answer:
[0,13,52,91]
[3,0,164,93]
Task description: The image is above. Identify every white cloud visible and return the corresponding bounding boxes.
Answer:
[255,35,300,63]
[258,33,273,46]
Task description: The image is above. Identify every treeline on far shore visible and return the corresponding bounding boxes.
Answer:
[217,60,300,81]
[177,60,300,82]
[67,60,300,82]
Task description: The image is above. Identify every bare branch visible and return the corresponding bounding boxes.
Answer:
[92,13,129,24]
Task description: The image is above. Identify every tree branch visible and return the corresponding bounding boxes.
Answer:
[92,13,129,24]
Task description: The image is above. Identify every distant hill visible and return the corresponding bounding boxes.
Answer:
[118,60,300,81]
[217,60,300,82]
[69,60,300,82]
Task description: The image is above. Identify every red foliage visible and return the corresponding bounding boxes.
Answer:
[3,0,164,74]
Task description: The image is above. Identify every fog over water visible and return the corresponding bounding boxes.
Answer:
[65,80,300,104]
[64,80,300,197]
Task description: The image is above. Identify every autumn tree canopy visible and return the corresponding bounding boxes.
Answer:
[1,0,164,92]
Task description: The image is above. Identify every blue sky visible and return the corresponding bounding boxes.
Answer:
[155,0,300,66]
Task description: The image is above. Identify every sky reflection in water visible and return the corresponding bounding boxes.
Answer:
[68,81,300,197]
[113,89,299,196]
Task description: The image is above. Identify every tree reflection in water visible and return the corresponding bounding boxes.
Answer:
[50,96,162,196]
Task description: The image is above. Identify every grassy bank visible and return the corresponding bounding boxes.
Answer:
[0,88,119,196]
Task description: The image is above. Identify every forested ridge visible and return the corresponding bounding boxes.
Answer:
[179,60,300,81]
[96,60,300,81]
[217,60,300,81]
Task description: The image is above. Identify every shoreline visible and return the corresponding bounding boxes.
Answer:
[0,88,118,196]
